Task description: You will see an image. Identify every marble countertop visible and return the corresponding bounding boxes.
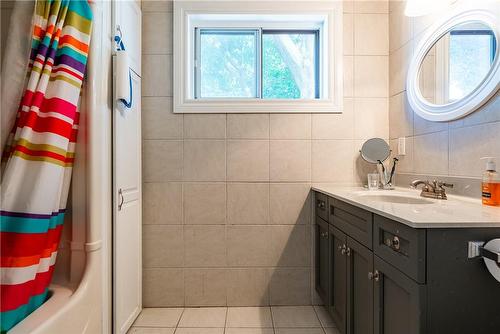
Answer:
[312,185,500,228]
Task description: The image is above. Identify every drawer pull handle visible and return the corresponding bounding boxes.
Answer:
[369,270,381,282]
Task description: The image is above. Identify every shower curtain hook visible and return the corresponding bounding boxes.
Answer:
[115,25,124,51]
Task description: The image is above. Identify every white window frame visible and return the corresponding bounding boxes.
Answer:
[173,0,343,113]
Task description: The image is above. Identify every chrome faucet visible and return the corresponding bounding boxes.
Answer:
[411,180,454,200]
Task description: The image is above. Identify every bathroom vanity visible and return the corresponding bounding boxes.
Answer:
[313,187,500,334]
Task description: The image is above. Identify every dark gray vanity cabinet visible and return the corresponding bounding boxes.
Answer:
[329,226,347,332]
[314,190,500,334]
[373,255,426,334]
[315,216,330,304]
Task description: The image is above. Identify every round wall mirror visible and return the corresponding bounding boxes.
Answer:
[407,8,500,122]
[360,138,390,164]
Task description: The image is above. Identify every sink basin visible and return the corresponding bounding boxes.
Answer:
[355,193,434,205]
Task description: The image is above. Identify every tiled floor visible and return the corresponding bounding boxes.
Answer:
[128,306,340,334]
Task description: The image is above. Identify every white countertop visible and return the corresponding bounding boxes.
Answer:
[312,185,500,228]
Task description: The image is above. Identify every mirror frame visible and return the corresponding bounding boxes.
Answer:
[407,7,500,122]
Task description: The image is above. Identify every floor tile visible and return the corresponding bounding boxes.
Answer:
[225,329,275,334]
[133,308,184,327]
[128,328,175,334]
[313,306,336,327]
[271,306,321,328]
[178,307,227,328]
[174,329,224,334]
[226,307,273,328]
[275,329,324,334]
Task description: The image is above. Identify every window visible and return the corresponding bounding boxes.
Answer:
[195,29,319,100]
[174,1,343,113]
[448,29,496,101]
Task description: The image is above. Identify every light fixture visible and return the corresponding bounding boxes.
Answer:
[404,0,457,17]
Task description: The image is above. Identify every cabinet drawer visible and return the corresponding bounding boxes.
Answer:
[329,199,373,249]
[315,191,328,222]
[373,215,426,283]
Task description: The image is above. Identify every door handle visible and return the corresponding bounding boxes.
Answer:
[118,188,124,211]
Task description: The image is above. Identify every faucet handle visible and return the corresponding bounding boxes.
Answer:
[436,181,454,189]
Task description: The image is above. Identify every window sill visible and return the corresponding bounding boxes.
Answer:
[173,99,343,114]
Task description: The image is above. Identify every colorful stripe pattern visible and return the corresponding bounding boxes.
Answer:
[1,1,92,332]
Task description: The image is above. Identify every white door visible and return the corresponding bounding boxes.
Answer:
[112,2,142,333]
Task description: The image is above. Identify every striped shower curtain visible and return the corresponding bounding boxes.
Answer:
[0,0,92,332]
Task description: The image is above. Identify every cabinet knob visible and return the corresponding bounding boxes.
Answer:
[368,270,380,281]
[340,244,347,255]
[320,232,328,238]
[317,200,325,209]
[345,247,351,257]
[392,236,400,251]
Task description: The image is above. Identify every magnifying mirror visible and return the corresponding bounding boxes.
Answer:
[360,138,390,164]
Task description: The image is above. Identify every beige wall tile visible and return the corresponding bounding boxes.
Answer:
[449,94,500,129]
[270,114,311,140]
[270,225,310,267]
[389,92,413,139]
[184,183,226,225]
[413,112,448,136]
[143,140,182,182]
[389,1,412,52]
[413,131,449,175]
[354,0,389,13]
[184,225,226,267]
[227,140,270,181]
[343,13,354,55]
[184,269,227,306]
[389,42,412,96]
[343,56,354,97]
[227,226,273,267]
[184,114,226,139]
[143,182,182,224]
[227,183,269,225]
[354,98,389,139]
[183,140,226,181]
[143,269,184,307]
[449,122,500,177]
[142,12,172,55]
[269,269,311,305]
[142,97,182,139]
[354,14,389,55]
[227,270,270,306]
[227,114,270,139]
[312,140,355,183]
[312,99,354,140]
[270,141,311,182]
[142,0,173,12]
[270,184,311,225]
[142,55,172,97]
[354,56,389,97]
[143,225,183,267]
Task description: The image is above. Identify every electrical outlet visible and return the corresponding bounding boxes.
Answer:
[398,137,406,156]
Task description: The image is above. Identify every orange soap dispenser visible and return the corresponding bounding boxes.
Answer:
[481,157,500,206]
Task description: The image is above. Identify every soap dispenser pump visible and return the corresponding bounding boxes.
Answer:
[481,157,500,206]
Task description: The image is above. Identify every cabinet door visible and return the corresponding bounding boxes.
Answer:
[329,226,348,334]
[347,237,374,334]
[374,256,426,334]
[316,217,330,304]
